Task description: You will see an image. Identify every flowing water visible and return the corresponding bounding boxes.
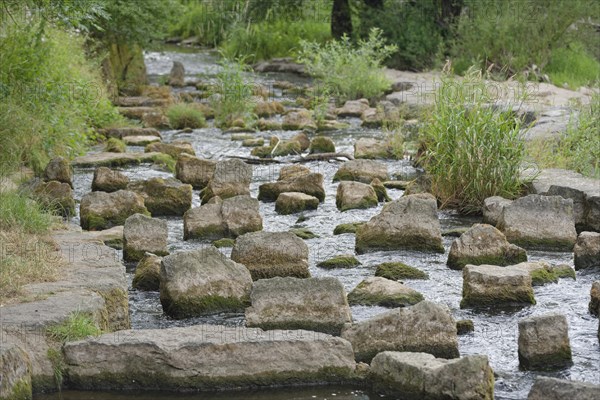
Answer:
[39,46,600,400]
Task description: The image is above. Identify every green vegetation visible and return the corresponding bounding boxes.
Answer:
[333,222,364,235]
[211,57,256,128]
[527,93,600,178]
[298,28,396,102]
[546,44,600,89]
[47,348,64,391]
[0,190,55,233]
[104,138,126,153]
[375,262,429,280]
[317,255,361,269]
[289,228,319,239]
[166,103,207,129]
[420,68,530,213]
[47,312,102,343]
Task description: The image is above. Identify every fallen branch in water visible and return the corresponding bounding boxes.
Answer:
[228,152,354,165]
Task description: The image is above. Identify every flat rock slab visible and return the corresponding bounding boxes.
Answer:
[122,135,162,146]
[72,152,164,168]
[461,264,535,308]
[527,376,600,400]
[63,325,357,391]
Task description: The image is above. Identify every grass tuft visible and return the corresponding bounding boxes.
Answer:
[166,103,207,129]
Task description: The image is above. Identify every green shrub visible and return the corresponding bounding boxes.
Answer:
[298,28,396,103]
[421,68,530,214]
[546,44,600,89]
[166,103,207,129]
[211,57,256,128]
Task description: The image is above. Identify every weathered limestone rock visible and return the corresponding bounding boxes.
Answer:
[527,376,600,400]
[80,190,149,231]
[31,180,75,216]
[132,253,162,291]
[341,301,459,362]
[121,135,161,146]
[43,156,72,187]
[497,194,577,251]
[231,231,309,280]
[309,136,336,154]
[168,61,185,87]
[184,195,262,240]
[336,181,378,211]
[371,352,494,400]
[245,277,352,335]
[354,138,394,159]
[175,154,216,189]
[518,313,572,370]
[275,192,319,215]
[159,247,253,318]
[123,213,168,262]
[71,151,164,168]
[336,98,370,117]
[355,194,444,254]
[62,325,356,391]
[0,343,32,400]
[242,138,264,147]
[145,141,195,158]
[461,264,535,308]
[447,224,527,270]
[91,167,129,192]
[282,109,316,131]
[574,231,600,270]
[347,277,424,308]
[98,127,161,139]
[333,159,389,184]
[590,281,600,316]
[129,177,192,216]
[201,159,252,203]
[259,169,325,202]
[482,196,513,226]
[254,101,285,117]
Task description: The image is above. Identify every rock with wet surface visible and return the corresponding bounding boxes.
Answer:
[482,196,512,226]
[370,352,494,400]
[245,277,352,335]
[341,301,459,362]
[128,177,192,216]
[175,154,216,189]
[71,151,163,168]
[336,181,378,211]
[123,213,168,262]
[80,190,149,231]
[447,224,527,270]
[259,167,325,202]
[497,194,577,251]
[355,193,444,254]
[43,156,72,187]
[527,376,600,400]
[574,231,600,270]
[347,277,424,308]
[201,159,252,203]
[590,281,600,316]
[333,159,389,184]
[275,192,319,215]
[132,253,162,291]
[461,264,535,308]
[92,167,129,192]
[518,313,572,370]
[159,247,252,318]
[231,231,309,280]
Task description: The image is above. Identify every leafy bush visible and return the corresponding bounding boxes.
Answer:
[545,44,600,89]
[166,103,207,129]
[211,57,256,128]
[421,69,530,214]
[298,28,396,102]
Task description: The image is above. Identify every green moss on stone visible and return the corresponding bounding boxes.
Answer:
[213,238,236,248]
[289,228,319,239]
[104,138,126,153]
[460,283,536,309]
[97,288,130,331]
[375,262,429,280]
[347,290,423,308]
[518,347,573,371]
[336,194,378,212]
[447,253,527,271]
[4,378,32,400]
[317,255,361,269]
[552,265,576,280]
[510,236,575,252]
[309,136,335,154]
[456,319,475,335]
[333,222,364,235]
[161,295,249,319]
[355,228,445,254]
[251,146,274,158]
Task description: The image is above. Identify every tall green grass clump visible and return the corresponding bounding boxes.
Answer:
[421,68,530,214]
[47,312,102,343]
[298,28,397,103]
[0,191,54,233]
[166,103,207,129]
[211,57,256,128]
[545,44,600,89]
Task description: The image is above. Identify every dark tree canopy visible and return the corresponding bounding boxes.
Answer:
[331,0,353,39]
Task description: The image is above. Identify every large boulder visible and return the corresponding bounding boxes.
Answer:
[461,264,535,308]
[336,98,370,117]
[589,281,600,316]
[132,253,162,291]
[31,179,75,216]
[168,61,185,87]
[518,313,572,370]
[184,195,262,240]
[336,181,378,211]
[275,192,319,215]
[309,136,335,154]
[0,343,32,400]
[574,231,600,270]
[259,168,325,202]
[129,177,192,216]
[347,277,424,307]
[175,154,216,189]
[43,156,72,187]
[371,352,494,400]
[527,376,600,400]
[497,194,577,251]
[159,247,253,318]
[145,141,195,158]
[447,224,527,270]
[341,301,459,362]
[91,167,129,192]
[481,196,512,226]
[333,159,389,184]
[245,277,352,335]
[354,138,394,159]
[80,190,149,231]
[231,231,309,280]
[355,194,444,254]
[123,213,168,262]
[201,159,252,203]
[62,325,356,391]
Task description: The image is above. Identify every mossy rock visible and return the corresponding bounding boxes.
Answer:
[442,227,470,237]
[105,138,126,153]
[4,378,33,400]
[530,265,576,286]
[132,255,161,291]
[289,228,319,240]
[251,146,274,158]
[347,278,424,308]
[309,136,336,154]
[371,178,391,202]
[456,319,475,335]
[272,140,301,157]
[317,255,361,269]
[375,262,429,280]
[333,222,365,235]
[160,295,249,319]
[213,238,236,248]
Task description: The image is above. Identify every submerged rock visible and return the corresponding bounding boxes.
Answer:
[355,194,444,254]
[590,281,600,316]
[375,262,429,280]
[159,247,252,318]
[574,231,600,270]
[518,313,572,370]
[461,264,535,308]
[91,167,129,192]
[245,276,352,335]
[347,277,424,308]
[527,376,600,400]
[175,154,216,189]
[132,253,162,291]
[129,177,192,216]
[447,224,527,270]
[317,255,361,269]
[123,214,168,262]
[275,192,319,215]
[341,301,459,362]
[231,231,309,280]
[333,222,365,235]
[80,190,149,231]
[333,159,389,184]
[336,181,378,211]
[456,319,475,335]
[371,352,494,400]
